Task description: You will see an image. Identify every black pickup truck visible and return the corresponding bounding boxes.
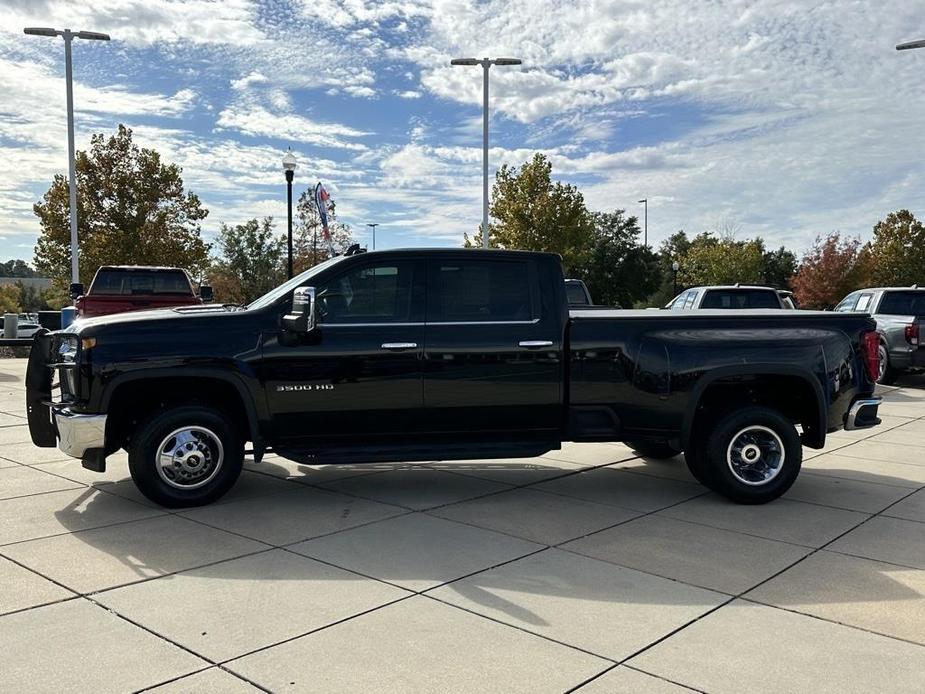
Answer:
[27,249,882,508]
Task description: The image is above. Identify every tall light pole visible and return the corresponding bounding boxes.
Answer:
[450,57,522,249]
[638,198,648,247]
[897,39,925,50]
[282,148,297,279]
[24,27,110,296]
[366,223,378,250]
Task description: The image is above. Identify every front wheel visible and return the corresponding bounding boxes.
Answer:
[697,406,801,504]
[128,405,243,508]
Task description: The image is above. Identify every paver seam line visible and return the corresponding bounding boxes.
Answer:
[881,512,925,525]
[0,594,82,618]
[564,663,708,694]
[131,664,271,694]
[420,588,625,665]
[621,664,708,693]
[212,592,419,667]
[607,481,925,669]
[737,595,925,649]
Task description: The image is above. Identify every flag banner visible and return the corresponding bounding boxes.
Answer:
[313,182,334,256]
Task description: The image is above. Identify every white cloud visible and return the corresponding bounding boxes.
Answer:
[215,105,371,150]
[0,0,265,46]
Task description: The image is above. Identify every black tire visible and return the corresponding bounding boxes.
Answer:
[697,406,801,504]
[683,434,710,486]
[877,343,898,385]
[128,405,243,508]
[626,440,681,459]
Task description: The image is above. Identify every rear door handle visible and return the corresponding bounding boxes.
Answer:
[381,342,418,350]
[518,340,554,348]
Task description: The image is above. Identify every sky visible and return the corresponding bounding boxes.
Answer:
[1,0,925,264]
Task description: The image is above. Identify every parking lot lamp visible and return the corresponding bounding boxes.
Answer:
[450,57,522,249]
[24,27,110,296]
[282,148,297,279]
[672,261,680,296]
[638,198,648,247]
[897,39,925,50]
[366,223,378,250]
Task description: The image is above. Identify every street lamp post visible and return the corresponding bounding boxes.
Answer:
[638,198,648,247]
[672,260,680,296]
[366,223,378,250]
[24,27,110,296]
[282,148,297,279]
[450,57,522,249]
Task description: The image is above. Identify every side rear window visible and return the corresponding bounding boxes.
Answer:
[878,291,925,315]
[683,290,697,309]
[429,259,534,322]
[91,270,192,295]
[854,293,873,312]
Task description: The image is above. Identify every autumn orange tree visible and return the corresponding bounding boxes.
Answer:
[791,233,872,309]
[33,125,210,289]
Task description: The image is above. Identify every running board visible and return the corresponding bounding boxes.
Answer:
[271,440,558,466]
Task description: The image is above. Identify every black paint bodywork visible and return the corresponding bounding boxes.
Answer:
[28,249,879,466]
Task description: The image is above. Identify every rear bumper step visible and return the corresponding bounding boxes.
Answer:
[845,397,881,431]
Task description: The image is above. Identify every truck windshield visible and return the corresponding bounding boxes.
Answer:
[91,269,191,295]
[878,291,925,315]
[246,255,347,311]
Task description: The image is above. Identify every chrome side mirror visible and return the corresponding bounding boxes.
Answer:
[283,286,316,333]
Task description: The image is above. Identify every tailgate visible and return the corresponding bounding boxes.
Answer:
[25,330,57,446]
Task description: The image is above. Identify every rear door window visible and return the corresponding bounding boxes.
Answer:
[428,259,535,322]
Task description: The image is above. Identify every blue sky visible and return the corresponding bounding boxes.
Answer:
[2,0,925,264]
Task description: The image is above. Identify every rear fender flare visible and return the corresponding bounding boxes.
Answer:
[681,364,826,449]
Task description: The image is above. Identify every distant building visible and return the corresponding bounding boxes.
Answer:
[0,277,52,290]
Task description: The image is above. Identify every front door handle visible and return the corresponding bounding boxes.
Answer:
[518,340,554,348]
[381,342,418,351]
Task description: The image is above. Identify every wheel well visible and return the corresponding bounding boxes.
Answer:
[688,374,821,448]
[105,377,251,452]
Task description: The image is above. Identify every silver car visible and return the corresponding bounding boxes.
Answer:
[835,286,924,383]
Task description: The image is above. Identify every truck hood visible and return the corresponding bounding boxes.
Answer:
[65,304,241,333]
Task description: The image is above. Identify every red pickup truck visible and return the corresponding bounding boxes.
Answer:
[76,266,212,318]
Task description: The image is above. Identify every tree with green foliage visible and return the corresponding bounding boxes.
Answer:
[760,246,797,289]
[791,233,872,309]
[209,217,284,304]
[677,233,765,287]
[868,209,925,287]
[33,125,210,290]
[0,284,20,314]
[466,153,594,275]
[0,259,37,278]
[576,210,661,307]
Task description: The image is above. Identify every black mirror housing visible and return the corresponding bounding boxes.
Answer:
[69,283,84,300]
[283,286,316,333]
[199,285,214,302]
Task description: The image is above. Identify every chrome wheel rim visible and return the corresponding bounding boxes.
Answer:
[726,425,785,486]
[156,426,224,490]
[878,345,887,381]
